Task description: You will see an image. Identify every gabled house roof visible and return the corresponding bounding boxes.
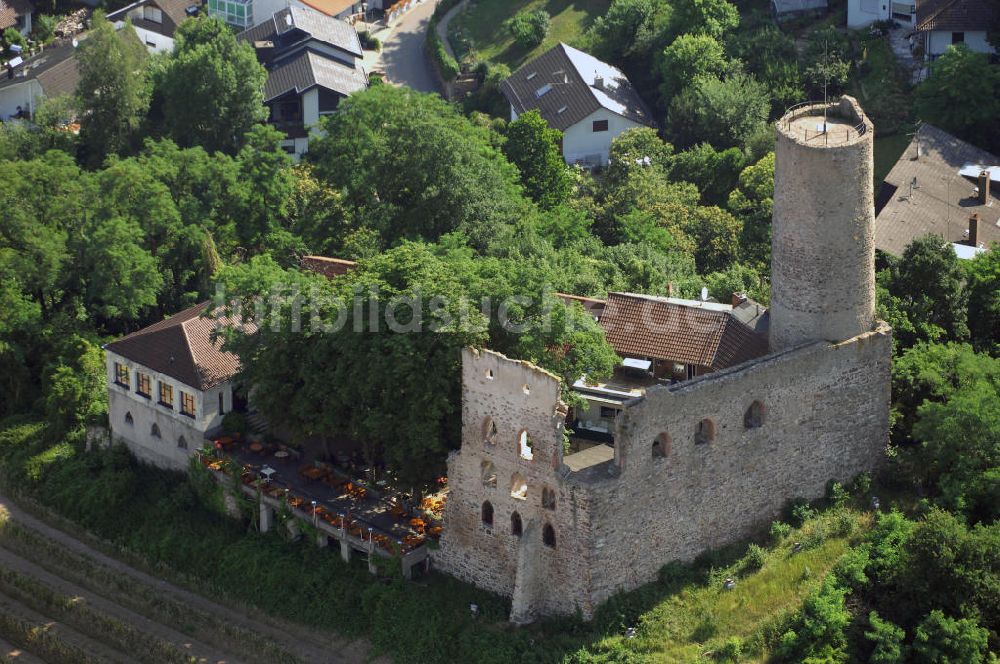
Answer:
[105,302,255,391]
[598,292,769,371]
[874,124,1000,256]
[240,5,362,59]
[916,0,996,31]
[0,0,32,31]
[0,40,79,94]
[500,43,654,132]
[261,49,367,102]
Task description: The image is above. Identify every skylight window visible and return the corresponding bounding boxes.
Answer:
[557,106,568,114]
[526,72,537,80]
[535,83,552,98]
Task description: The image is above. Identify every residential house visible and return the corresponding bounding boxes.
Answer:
[500,43,656,168]
[239,5,367,159]
[915,0,997,58]
[874,123,1000,259]
[0,0,33,36]
[104,302,252,470]
[210,0,378,30]
[0,40,79,121]
[569,291,769,442]
[848,0,917,28]
[106,0,202,53]
[773,0,828,22]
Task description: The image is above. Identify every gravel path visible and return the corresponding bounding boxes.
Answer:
[434,0,467,61]
[0,495,378,664]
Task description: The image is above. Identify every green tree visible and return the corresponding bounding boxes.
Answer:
[152,16,267,154]
[704,262,768,304]
[682,206,743,274]
[604,126,674,189]
[964,245,1000,355]
[865,611,907,664]
[912,381,1000,522]
[505,9,550,49]
[885,234,969,347]
[656,33,730,103]
[727,151,774,270]
[588,0,671,63]
[727,21,803,114]
[891,342,1000,442]
[667,73,770,150]
[502,110,572,209]
[77,216,163,322]
[901,509,1000,630]
[913,611,990,664]
[216,245,618,489]
[308,85,529,250]
[670,0,739,39]
[76,13,149,166]
[44,335,108,437]
[915,46,1000,153]
[669,142,746,206]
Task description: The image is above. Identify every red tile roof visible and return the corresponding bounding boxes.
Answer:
[598,292,769,370]
[105,302,255,391]
[916,0,996,31]
[300,255,358,279]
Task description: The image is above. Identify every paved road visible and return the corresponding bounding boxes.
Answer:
[375,0,441,94]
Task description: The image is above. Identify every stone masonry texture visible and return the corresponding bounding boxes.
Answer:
[434,97,891,623]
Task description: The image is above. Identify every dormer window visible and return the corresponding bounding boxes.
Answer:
[535,84,552,98]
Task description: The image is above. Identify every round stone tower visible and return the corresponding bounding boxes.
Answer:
[769,96,876,352]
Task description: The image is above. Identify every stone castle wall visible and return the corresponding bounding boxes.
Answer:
[583,324,891,610]
[434,324,891,621]
[434,348,598,622]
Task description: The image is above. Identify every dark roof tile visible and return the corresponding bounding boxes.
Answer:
[106,302,255,391]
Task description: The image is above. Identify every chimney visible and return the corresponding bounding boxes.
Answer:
[593,72,603,89]
[969,213,980,247]
[667,282,674,297]
[731,292,747,307]
[979,170,991,205]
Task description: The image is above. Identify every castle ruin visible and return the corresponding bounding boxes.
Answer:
[434,97,892,623]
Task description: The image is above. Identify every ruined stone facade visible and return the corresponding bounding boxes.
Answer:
[434,98,892,622]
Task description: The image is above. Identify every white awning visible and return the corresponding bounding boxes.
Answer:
[622,357,652,371]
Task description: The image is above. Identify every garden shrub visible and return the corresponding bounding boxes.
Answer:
[505,9,549,49]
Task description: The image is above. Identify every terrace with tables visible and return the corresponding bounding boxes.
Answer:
[202,435,446,577]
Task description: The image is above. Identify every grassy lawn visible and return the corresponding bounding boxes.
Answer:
[593,511,871,661]
[448,0,611,70]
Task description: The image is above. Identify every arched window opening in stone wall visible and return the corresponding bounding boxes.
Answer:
[481,501,494,526]
[543,523,556,548]
[517,430,534,461]
[510,473,528,500]
[511,511,522,536]
[178,435,188,449]
[151,423,161,438]
[481,460,497,487]
[744,401,765,429]
[652,432,671,458]
[541,487,556,510]
[695,419,715,445]
[124,411,134,426]
[483,417,498,446]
